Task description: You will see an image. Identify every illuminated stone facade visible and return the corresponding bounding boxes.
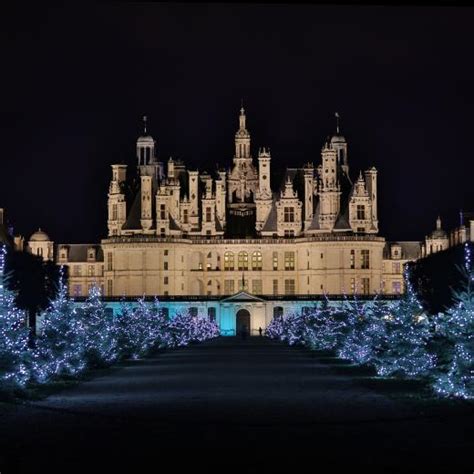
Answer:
[27,108,422,311]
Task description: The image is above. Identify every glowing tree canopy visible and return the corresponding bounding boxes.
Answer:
[36,266,87,381]
[433,243,474,399]
[81,285,118,368]
[0,246,30,390]
[374,266,435,378]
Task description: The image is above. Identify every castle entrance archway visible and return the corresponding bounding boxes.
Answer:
[236,308,251,336]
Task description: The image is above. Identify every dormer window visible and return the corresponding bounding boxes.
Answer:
[284,207,295,223]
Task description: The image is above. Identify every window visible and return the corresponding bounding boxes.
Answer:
[362,277,370,295]
[357,205,365,220]
[189,307,198,317]
[88,266,94,277]
[357,227,365,233]
[252,280,262,294]
[164,291,169,296]
[284,230,295,238]
[183,209,188,224]
[284,207,295,222]
[224,280,235,294]
[272,252,278,270]
[73,284,82,297]
[273,306,284,319]
[107,280,113,296]
[392,281,401,294]
[284,279,295,295]
[361,250,370,269]
[164,249,168,256]
[206,207,212,222]
[164,276,169,285]
[164,261,168,270]
[73,266,81,277]
[350,249,355,269]
[302,306,310,316]
[392,262,401,274]
[107,252,112,271]
[208,307,216,322]
[284,252,295,271]
[112,204,117,220]
[238,251,248,271]
[350,278,356,293]
[273,279,278,295]
[160,228,165,237]
[224,252,234,271]
[161,307,169,318]
[251,251,262,271]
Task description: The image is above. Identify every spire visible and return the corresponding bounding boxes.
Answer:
[142,115,147,134]
[239,103,246,130]
[335,112,340,134]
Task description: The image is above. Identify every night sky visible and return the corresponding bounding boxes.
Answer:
[2,4,473,244]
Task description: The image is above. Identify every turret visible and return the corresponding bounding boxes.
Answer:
[257,147,271,198]
[107,164,127,236]
[234,106,251,160]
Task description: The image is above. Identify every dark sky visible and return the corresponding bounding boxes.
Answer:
[2,4,473,244]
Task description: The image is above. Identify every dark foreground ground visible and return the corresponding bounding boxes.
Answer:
[0,337,472,473]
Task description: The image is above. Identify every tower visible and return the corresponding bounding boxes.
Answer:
[364,167,378,232]
[330,112,349,176]
[107,164,127,236]
[235,106,251,159]
[318,143,341,230]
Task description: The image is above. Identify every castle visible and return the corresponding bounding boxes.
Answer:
[25,107,427,334]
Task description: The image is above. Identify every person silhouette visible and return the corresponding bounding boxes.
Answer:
[258,326,263,337]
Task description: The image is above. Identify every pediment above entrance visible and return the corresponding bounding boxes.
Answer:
[220,291,266,303]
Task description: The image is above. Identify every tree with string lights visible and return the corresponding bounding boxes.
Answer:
[373,264,435,378]
[303,299,345,351]
[432,242,474,398]
[35,266,87,381]
[0,245,30,391]
[81,285,118,368]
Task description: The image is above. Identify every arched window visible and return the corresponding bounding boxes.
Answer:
[302,306,310,316]
[224,251,234,271]
[251,251,262,271]
[161,307,169,318]
[273,306,284,319]
[238,251,248,271]
[189,307,198,317]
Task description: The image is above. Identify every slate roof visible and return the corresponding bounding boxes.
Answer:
[57,244,104,262]
[122,192,141,230]
[383,241,422,260]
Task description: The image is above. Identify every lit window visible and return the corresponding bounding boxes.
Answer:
[238,251,248,271]
[350,249,355,269]
[392,281,401,294]
[224,252,234,271]
[284,252,295,271]
[272,252,278,270]
[88,266,94,277]
[251,251,262,270]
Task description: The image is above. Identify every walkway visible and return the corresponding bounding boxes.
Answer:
[0,337,472,472]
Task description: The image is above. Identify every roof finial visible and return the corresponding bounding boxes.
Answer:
[240,98,245,115]
[142,115,147,134]
[436,215,442,230]
[335,112,340,134]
